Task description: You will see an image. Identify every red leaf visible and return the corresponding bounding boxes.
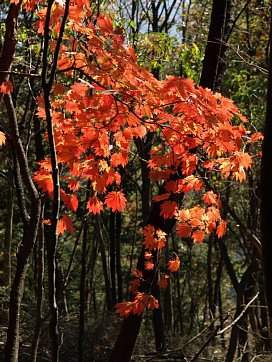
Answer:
[111,152,128,167]
[216,220,227,238]
[128,279,140,294]
[160,200,178,219]
[0,132,6,146]
[167,253,180,272]
[147,295,159,310]
[202,191,218,205]
[192,230,205,243]
[0,81,13,94]
[57,214,74,235]
[152,193,170,202]
[176,223,192,238]
[158,274,170,289]
[86,196,104,214]
[114,301,133,317]
[144,261,154,270]
[105,190,127,212]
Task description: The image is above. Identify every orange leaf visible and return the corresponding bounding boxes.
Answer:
[160,200,178,219]
[104,190,127,212]
[176,223,192,238]
[61,191,79,212]
[192,230,205,243]
[167,253,180,272]
[41,219,51,225]
[0,81,13,94]
[128,279,140,294]
[202,191,218,205]
[115,301,133,317]
[235,152,252,169]
[133,269,143,279]
[145,261,154,270]
[158,274,170,289]
[111,152,128,167]
[87,196,104,214]
[152,193,170,202]
[147,295,159,310]
[57,214,74,235]
[0,132,6,146]
[216,220,227,238]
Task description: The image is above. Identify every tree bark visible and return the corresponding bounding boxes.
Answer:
[31,202,45,362]
[260,2,272,336]
[200,0,233,91]
[96,215,114,311]
[3,167,13,287]
[4,94,41,362]
[78,220,88,362]
[110,184,179,361]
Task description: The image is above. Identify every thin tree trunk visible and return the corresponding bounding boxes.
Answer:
[86,238,99,313]
[207,236,215,322]
[110,211,117,305]
[164,240,173,332]
[78,221,88,362]
[4,93,41,362]
[41,1,70,359]
[116,211,123,302]
[3,167,13,287]
[225,262,254,362]
[31,202,45,362]
[96,215,113,311]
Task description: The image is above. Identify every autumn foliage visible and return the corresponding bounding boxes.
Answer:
[4,0,261,318]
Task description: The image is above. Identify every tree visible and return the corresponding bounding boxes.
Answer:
[261,0,272,336]
[0,1,264,361]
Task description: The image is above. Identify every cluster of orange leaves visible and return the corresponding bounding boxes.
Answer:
[7,0,263,316]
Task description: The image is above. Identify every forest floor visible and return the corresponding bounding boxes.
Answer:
[1,313,272,361]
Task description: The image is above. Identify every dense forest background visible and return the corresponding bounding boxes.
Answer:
[0,0,272,361]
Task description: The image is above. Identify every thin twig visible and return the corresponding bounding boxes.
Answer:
[225,0,253,43]
[0,70,41,78]
[218,292,259,335]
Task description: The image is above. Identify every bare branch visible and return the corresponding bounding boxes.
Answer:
[218,292,259,335]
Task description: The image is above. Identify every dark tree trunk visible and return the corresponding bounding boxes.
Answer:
[110,182,179,361]
[78,221,88,362]
[151,277,166,351]
[110,211,117,305]
[207,236,215,322]
[31,203,45,362]
[4,92,41,362]
[96,215,114,311]
[260,3,272,336]
[164,240,173,332]
[86,237,99,313]
[3,167,13,288]
[225,263,254,362]
[116,211,123,302]
[200,0,233,91]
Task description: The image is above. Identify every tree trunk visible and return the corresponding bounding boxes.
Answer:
[110,184,180,361]
[116,211,123,302]
[78,221,88,362]
[200,0,233,91]
[260,2,272,336]
[31,203,45,362]
[110,211,117,305]
[96,215,114,311]
[3,167,13,288]
[225,262,254,362]
[4,91,41,362]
